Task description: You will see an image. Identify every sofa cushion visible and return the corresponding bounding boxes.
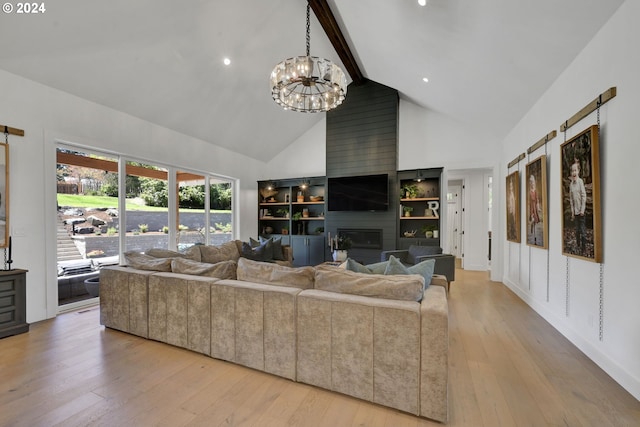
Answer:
[123,251,172,271]
[315,265,424,301]
[236,257,315,289]
[144,248,186,259]
[201,240,241,263]
[171,258,237,279]
[407,245,442,264]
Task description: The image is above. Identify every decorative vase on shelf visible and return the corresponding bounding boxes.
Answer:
[425,231,433,238]
[332,250,348,262]
[433,230,439,239]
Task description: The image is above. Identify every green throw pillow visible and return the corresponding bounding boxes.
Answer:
[384,255,435,289]
[366,260,390,274]
[345,258,372,274]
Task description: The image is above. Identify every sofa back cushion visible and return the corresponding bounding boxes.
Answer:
[144,248,186,259]
[171,258,237,279]
[315,265,424,301]
[236,257,315,289]
[123,251,172,271]
[184,240,241,264]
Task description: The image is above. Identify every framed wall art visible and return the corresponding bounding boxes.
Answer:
[560,125,602,262]
[506,170,520,243]
[0,142,7,248]
[525,155,548,249]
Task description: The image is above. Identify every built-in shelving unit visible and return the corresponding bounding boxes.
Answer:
[397,168,443,249]
[258,176,326,265]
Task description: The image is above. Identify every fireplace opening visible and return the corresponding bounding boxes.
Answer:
[337,228,382,249]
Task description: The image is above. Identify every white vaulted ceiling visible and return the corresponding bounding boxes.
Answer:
[0,0,625,161]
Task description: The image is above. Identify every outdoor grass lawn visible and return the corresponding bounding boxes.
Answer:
[57,194,230,213]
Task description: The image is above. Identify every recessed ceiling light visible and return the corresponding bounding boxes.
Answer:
[223,58,231,66]
[418,0,428,6]
[422,77,429,83]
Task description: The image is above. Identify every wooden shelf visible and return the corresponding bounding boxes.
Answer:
[400,197,439,202]
[259,217,289,220]
[299,217,325,220]
[400,216,439,220]
[292,201,324,205]
[260,202,289,206]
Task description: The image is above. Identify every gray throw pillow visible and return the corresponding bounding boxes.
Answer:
[242,241,272,262]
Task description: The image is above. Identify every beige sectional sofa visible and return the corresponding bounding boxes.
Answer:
[99,242,449,422]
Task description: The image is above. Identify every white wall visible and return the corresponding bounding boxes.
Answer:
[0,69,265,323]
[500,0,640,400]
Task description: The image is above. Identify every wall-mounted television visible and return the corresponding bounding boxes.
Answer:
[327,173,389,211]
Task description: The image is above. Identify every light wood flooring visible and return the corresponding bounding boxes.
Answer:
[1,270,639,426]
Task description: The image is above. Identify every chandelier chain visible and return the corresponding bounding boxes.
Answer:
[306,4,311,57]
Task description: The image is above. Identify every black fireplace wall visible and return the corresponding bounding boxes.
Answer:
[325,80,399,264]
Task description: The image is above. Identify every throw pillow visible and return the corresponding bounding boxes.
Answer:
[123,251,172,272]
[345,258,372,274]
[249,237,275,261]
[384,255,411,275]
[384,255,435,289]
[236,257,315,289]
[241,241,272,262]
[258,236,286,261]
[407,245,442,264]
[171,258,237,279]
[314,265,424,301]
[365,260,389,274]
[407,258,435,289]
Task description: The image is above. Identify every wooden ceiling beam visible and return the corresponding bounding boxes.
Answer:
[57,152,205,182]
[308,0,365,85]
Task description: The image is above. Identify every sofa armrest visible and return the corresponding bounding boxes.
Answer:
[415,253,455,283]
[380,250,408,262]
[420,285,449,422]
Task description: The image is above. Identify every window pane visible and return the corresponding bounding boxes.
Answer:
[210,178,233,245]
[124,161,169,252]
[56,147,120,306]
[177,171,206,251]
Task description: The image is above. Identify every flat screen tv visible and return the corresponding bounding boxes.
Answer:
[327,174,389,211]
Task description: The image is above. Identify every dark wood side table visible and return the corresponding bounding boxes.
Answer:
[0,269,29,339]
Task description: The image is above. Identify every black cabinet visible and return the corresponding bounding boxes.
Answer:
[0,269,29,339]
[291,235,326,266]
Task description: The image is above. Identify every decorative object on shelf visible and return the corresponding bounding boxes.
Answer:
[260,187,278,203]
[401,183,419,199]
[309,195,323,202]
[403,230,417,238]
[332,249,348,262]
[314,226,324,235]
[285,193,290,203]
[421,224,436,239]
[270,4,347,113]
[282,226,289,235]
[433,229,439,239]
[302,208,309,218]
[263,226,274,235]
[403,206,413,217]
[297,191,304,203]
[276,208,289,218]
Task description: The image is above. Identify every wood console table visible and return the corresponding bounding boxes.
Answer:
[0,269,29,339]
